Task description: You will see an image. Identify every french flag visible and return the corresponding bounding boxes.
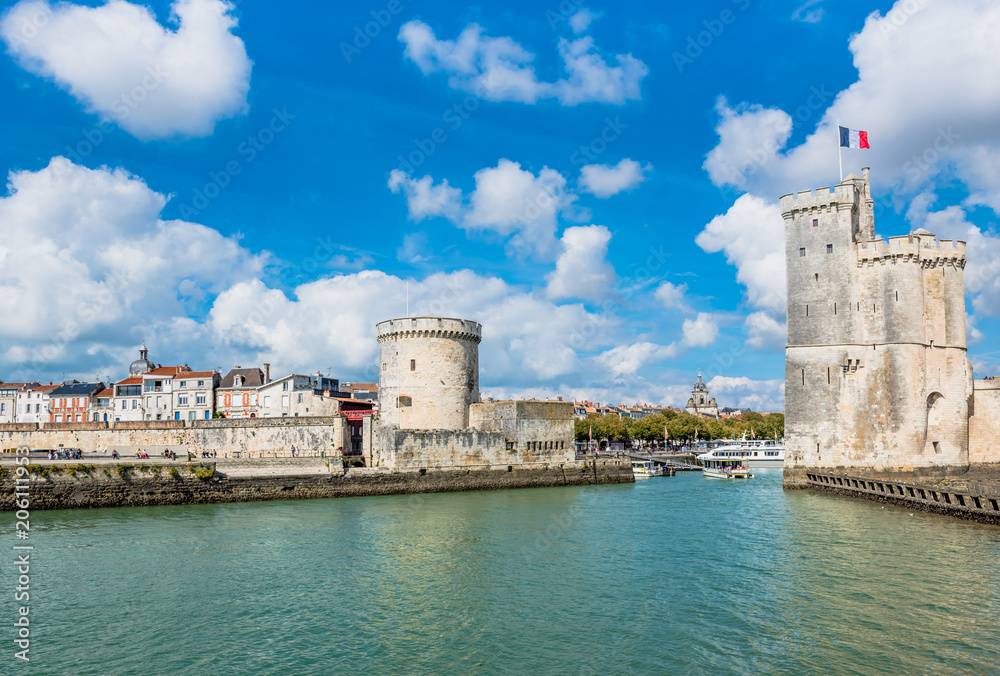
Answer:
[839,126,869,149]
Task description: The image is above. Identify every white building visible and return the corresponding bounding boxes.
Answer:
[112,377,145,422]
[142,366,191,421]
[256,374,340,418]
[1,383,38,423]
[13,384,54,424]
[171,371,219,421]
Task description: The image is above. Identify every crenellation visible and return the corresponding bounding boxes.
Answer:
[784,168,984,488]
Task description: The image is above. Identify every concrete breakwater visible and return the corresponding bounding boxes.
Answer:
[0,457,634,511]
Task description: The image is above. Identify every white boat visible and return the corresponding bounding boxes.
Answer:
[697,435,784,468]
[631,460,669,477]
[700,459,754,479]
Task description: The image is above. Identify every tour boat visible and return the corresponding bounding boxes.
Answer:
[631,460,669,477]
[697,435,785,468]
[700,458,754,479]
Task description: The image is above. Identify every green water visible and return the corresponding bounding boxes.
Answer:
[4,470,1000,675]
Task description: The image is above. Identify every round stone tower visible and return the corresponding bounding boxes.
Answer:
[376,316,482,430]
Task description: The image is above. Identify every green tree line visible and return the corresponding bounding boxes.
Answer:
[575,410,784,445]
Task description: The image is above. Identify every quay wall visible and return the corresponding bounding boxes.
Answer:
[0,417,350,458]
[0,458,634,511]
[801,471,1000,526]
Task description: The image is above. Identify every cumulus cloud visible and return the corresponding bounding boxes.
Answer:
[388,159,578,260]
[705,376,785,412]
[654,281,689,310]
[0,156,265,376]
[682,313,719,347]
[1,0,252,140]
[596,342,676,379]
[702,97,792,193]
[569,9,601,34]
[546,225,615,301]
[398,19,647,105]
[579,159,651,198]
[695,194,785,314]
[744,311,787,350]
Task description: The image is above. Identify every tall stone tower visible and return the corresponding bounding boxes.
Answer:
[685,372,719,418]
[782,169,972,486]
[376,316,482,430]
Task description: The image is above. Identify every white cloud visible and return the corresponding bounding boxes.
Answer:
[654,281,689,310]
[1,0,252,140]
[702,97,792,193]
[695,194,785,314]
[579,159,651,198]
[682,313,719,347]
[387,170,462,222]
[0,156,265,377]
[388,159,577,260]
[596,342,677,379]
[744,311,787,350]
[792,0,825,24]
[546,225,616,301]
[705,376,785,412]
[398,20,647,105]
[569,9,601,34]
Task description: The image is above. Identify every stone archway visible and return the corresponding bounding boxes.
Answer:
[925,392,945,455]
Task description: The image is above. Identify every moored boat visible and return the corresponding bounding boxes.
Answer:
[631,460,670,477]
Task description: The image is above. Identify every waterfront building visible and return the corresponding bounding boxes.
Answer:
[15,383,57,424]
[685,372,720,418]
[90,388,114,422]
[48,381,106,423]
[172,371,220,421]
[1,382,39,423]
[112,377,145,421]
[141,365,190,421]
[217,366,267,418]
[256,374,340,418]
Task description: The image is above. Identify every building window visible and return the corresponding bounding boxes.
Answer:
[263,396,271,407]
[196,394,206,406]
[178,395,188,406]
[198,380,205,387]
[410,359,416,371]
[827,244,833,254]
[799,247,806,257]
[397,395,412,408]
[179,381,187,388]
[283,381,288,391]
[812,219,818,227]
[297,393,303,404]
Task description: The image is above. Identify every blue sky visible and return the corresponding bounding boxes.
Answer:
[1,0,998,410]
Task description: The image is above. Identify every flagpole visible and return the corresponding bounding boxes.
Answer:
[837,119,843,183]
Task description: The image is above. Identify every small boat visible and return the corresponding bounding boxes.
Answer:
[631,460,669,477]
[699,456,754,479]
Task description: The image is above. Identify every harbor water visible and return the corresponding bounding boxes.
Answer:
[6,470,1000,675]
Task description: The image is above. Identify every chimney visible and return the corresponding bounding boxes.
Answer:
[263,363,271,384]
[323,389,330,398]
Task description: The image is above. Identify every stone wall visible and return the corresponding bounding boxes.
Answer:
[970,380,1000,468]
[0,417,350,458]
[376,317,481,430]
[782,172,973,487]
[470,400,575,463]
[0,457,634,511]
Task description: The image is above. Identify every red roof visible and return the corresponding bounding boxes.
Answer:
[116,377,143,385]
[0,382,40,390]
[145,366,187,376]
[95,389,114,397]
[174,371,216,380]
[22,384,58,393]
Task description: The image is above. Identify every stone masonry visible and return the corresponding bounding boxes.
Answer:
[783,169,986,487]
[374,317,574,470]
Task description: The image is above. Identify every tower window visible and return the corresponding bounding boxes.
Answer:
[799,247,806,257]
[806,305,809,317]
[896,291,899,301]
[410,359,416,371]
[834,303,838,315]
[801,369,805,385]
[827,367,831,384]
[397,395,412,408]
[827,244,833,254]
[812,219,819,227]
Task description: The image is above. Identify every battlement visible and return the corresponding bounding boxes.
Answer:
[856,234,967,267]
[779,184,858,217]
[376,316,483,343]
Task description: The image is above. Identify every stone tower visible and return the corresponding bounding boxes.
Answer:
[376,316,482,430]
[685,372,719,418]
[782,169,972,486]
